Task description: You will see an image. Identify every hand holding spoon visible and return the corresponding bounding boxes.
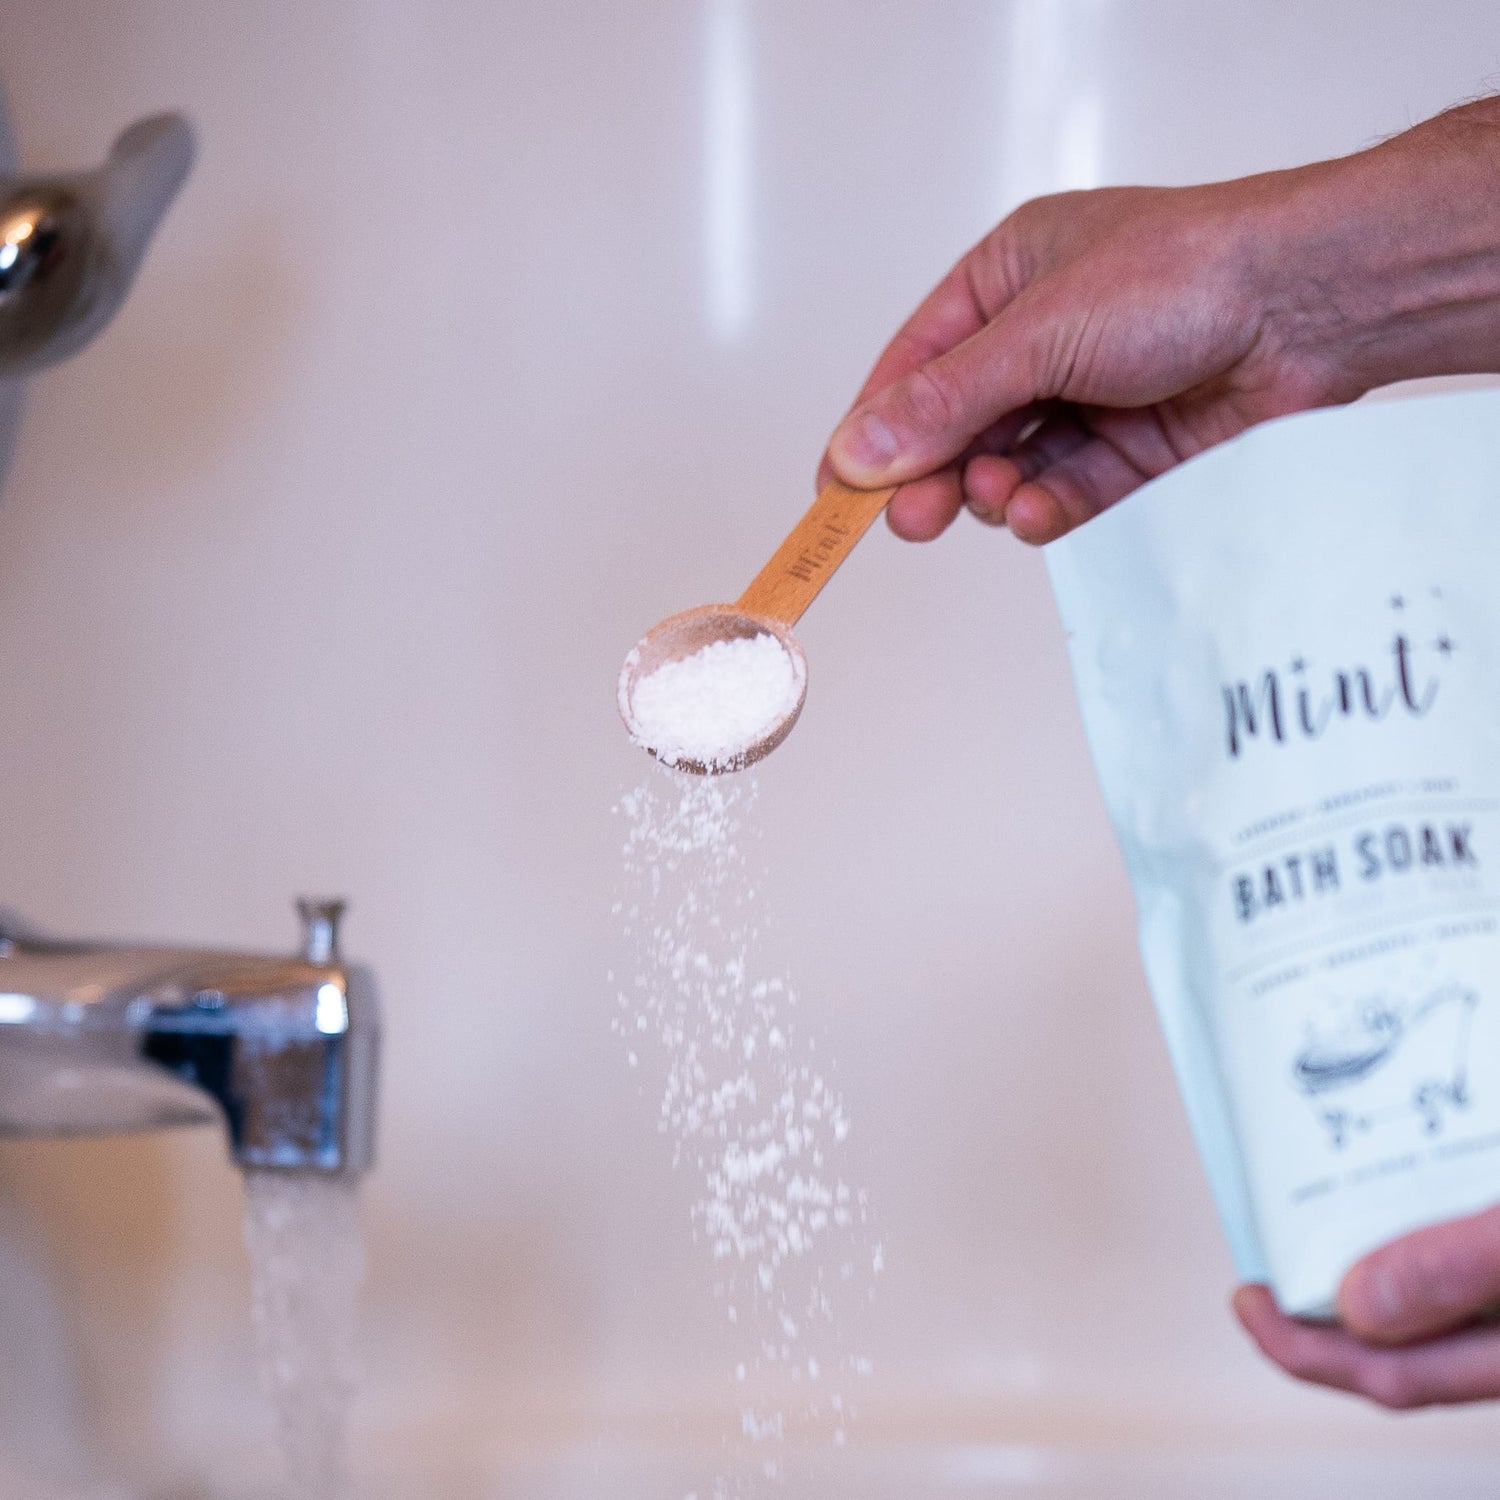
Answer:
[618,477,897,774]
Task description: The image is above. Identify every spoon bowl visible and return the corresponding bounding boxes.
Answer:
[620,477,895,774]
[617,604,808,775]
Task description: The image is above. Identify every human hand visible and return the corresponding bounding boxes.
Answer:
[1233,1203,1500,1409]
[823,99,1500,545]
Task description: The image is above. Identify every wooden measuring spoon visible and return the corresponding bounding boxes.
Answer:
[618,477,898,774]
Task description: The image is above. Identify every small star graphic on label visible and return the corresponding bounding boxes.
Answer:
[1290,657,1307,674]
[1390,594,1406,610]
[1436,636,1457,655]
[1431,585,1444,599]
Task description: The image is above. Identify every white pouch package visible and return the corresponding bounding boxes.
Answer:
[1046,389,1500,1317]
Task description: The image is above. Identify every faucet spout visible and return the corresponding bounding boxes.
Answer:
[0,112,194,380]
[0,900,378,1175]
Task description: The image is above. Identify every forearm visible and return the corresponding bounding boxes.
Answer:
[1262,97,1500,392]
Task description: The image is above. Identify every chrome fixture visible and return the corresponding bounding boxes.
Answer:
[0,112,193,380]
[0,900,378,1174]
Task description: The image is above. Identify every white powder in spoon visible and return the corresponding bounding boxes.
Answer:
[628,633,801,771]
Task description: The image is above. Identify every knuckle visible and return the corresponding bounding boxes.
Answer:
[1005,191,1067,237]
[897,363,966,438]
[1268,350,1358,413]
[1361,1362,1424,1412]
[1274,1330,1325,1385]
[1279,1345,1322,1385]
[1027,308,1083,401]
[979,211,1043,301]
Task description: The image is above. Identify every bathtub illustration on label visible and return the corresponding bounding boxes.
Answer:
[1292,983,1479,1148]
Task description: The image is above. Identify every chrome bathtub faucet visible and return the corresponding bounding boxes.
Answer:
[0,112,193,379]
[0,900,378,1174]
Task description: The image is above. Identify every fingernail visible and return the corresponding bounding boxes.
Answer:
[835,408,899,473]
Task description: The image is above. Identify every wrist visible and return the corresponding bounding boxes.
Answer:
[1257,99,1500,394]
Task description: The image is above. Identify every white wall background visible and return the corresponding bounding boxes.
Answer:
[0,2,1498,1496]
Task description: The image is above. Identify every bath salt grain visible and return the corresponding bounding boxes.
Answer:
[628,633,800,769]
[613,766,880,1491]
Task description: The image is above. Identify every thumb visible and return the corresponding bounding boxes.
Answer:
[827,309,1043,488]
[1339,1204,1500,1346]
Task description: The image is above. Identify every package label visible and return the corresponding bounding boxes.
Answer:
[1046,390,1500,1315]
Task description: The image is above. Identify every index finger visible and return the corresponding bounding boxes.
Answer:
[816,248,1002,494]
[852,254,992,409]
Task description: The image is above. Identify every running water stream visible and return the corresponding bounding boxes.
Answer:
[242,1171,365,1500]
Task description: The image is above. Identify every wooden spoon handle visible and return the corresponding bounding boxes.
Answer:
[736,478,898,627]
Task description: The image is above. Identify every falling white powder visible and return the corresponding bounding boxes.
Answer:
[626,634,801,770]
[613,765,880,1491]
